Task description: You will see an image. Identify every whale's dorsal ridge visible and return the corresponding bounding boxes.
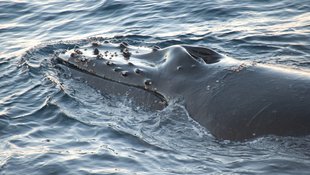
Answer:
[182,45,222,64]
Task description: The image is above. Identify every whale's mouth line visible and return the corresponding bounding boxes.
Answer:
[56,56,168,104]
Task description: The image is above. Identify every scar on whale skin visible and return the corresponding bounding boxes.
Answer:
[55,41,310,141]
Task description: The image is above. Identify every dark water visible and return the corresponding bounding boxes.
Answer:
[1,0,310,174]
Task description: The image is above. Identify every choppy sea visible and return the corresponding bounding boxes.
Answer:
[1,0,310,174]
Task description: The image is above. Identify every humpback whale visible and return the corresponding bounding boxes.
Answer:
[56,41,310,140]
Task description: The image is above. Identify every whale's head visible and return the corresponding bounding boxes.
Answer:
[56,41,223,110]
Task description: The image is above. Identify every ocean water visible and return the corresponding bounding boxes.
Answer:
[1,0,310,174]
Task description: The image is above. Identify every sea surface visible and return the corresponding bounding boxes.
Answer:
[1,0,310,174]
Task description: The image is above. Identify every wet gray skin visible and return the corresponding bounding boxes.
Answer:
[56,42,310,140]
